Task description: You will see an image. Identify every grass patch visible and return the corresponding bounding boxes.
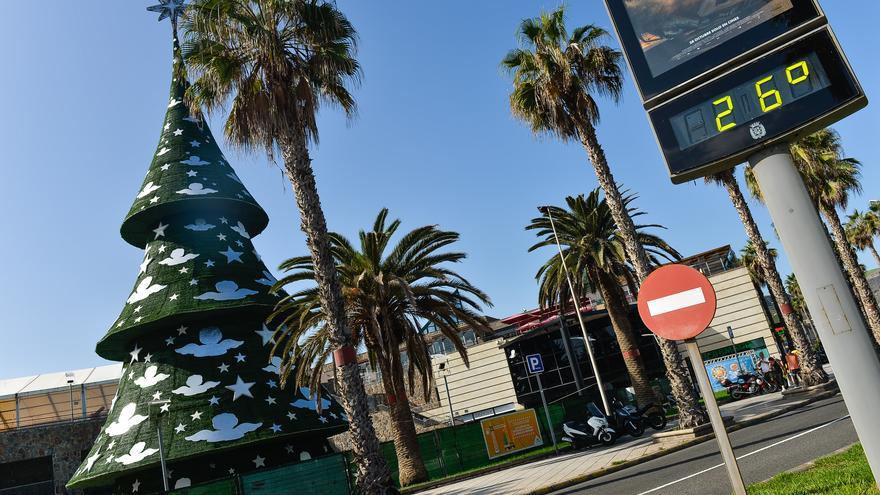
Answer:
[750,444,878,495]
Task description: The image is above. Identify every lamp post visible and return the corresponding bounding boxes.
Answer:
[149,400,171,492]
[538,206,612,416]
[65,372,75,422]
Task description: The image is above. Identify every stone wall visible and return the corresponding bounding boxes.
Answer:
[0,418,103,494]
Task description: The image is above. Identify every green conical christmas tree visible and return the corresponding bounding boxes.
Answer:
[68,9,347,493]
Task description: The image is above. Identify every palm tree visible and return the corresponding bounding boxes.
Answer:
[707,169,826,383]
[745,129,880,343]
[791,130,880,342]
[846,210,880,267]
[270,209,492,486]
[738,239,778,288]
[182,2,392,492]
[502,5,707,427]
[785,274,807,320]
[527,190,681,407]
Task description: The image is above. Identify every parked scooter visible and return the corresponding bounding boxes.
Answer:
[609,398,645,438]
[561,402,616,449]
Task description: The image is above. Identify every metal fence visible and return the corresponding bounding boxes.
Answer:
[169,453,352,495]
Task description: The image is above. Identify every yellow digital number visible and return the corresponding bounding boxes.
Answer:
[713,95,736,132]
[786,60,810,85]
[756,75,782,112]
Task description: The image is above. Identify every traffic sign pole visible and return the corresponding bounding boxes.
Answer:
[685,339,747,495]
[750,146,880,487]
[535,373,558,455]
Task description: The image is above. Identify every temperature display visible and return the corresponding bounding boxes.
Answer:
[670,52,830,150]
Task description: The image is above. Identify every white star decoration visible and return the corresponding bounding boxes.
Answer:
[234,353,246,363]
[252,455,265,468]
[270,424,282,433]
[220,246,243,263]
[218,363,230,373]
[226,376,255,401]
[177,326,188,335]
[208,396,220,406]
[265,397,276,405]
[130,345,142,363]
[175,423,186,433]
[153,222,169,239]
[191,410,203,421]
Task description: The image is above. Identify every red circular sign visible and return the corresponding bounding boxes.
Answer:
[637,264,717,341]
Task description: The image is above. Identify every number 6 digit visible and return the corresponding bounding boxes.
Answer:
[713,96,736,132]
[756,75,782,112]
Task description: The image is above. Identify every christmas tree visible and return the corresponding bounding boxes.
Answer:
[67,3,348,492]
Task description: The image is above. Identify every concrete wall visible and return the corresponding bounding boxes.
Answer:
[0,418,103,494]
[421,340,518,422]
[678,266,779,358]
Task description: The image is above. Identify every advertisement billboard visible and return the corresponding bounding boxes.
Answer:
[704,351,758,391]
[480,409,544,459]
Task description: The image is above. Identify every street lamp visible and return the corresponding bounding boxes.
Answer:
[538,206,612,416]
[65,372,75,422]
[149,400,172,492]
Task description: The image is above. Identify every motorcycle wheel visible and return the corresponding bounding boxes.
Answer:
[766,383,779,393]
[626,421,645,437]
[731,389,743,400]
[647,413,667,431]
[599,430,615,446]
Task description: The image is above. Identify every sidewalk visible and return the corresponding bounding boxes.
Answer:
[414,369,837,495]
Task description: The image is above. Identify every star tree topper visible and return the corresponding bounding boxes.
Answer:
[147,0,188,25]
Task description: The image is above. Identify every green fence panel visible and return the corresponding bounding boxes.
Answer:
[169,478,236,495]
[241,454,350,495]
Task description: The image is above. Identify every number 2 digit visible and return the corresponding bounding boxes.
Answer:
[713,96,736,132]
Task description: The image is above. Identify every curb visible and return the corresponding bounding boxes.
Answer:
[527,388,841,495]
[754,442,857,485]
[409,387,840,494]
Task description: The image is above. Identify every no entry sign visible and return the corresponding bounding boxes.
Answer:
[637,264,717,341]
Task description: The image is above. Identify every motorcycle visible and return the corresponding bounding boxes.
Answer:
[721,372,779,400]
[609,398,646,438]
[561,402,616,449]
[621,401,668,431]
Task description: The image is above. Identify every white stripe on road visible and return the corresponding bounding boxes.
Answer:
[636,414,851,495]
[647,288,706,316]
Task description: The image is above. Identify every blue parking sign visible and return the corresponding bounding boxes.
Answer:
[526,354,544,374]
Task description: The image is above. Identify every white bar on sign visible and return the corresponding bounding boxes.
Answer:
[647,288,705,316]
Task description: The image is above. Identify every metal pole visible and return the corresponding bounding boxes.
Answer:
[443,375,455,427]
[68,384,74,422]
[750,147,880,488]
[157,422,170,492]
[727,326,745,378]
[685,339,746,495]
[557,307,586,395]
[544,208,612,416]
[536,374,558,455]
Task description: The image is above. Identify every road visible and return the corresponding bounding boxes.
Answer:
[551,394,855,495]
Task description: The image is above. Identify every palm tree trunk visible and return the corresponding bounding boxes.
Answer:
[596,271,654,407]
[280,132,393,494]
[870,242,880,268]
[716,170,827,385]
[381,355,429,486]
[822,205,880,343]
[576,121,707,428]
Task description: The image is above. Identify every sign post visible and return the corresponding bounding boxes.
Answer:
[726,326,746,378]
[606,0,880,487]
[526,354,557,454]
[638,265,746,495]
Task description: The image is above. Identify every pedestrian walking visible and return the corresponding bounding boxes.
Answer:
[769,356,786,390]
[785,351,802,387]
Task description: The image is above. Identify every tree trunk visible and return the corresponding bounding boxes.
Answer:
[280,131,393,494]
[717,170,827,385]
[381,355,429,487]
[870,242,880,268]
[596,271,654,407]
[822,205,880,343]
[576,121,707,427]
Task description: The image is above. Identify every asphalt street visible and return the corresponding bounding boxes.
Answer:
[550,394,855,495]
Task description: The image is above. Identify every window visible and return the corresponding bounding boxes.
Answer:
[0,456,54,495]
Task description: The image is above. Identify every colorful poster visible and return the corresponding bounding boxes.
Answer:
[622,0,794,76]
[704,351,758,391]
[480,409,544,459]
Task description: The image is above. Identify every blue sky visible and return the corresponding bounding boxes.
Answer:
[1,2,877,378]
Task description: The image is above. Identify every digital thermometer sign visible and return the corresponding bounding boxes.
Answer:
[669,52,830,151]
[648,28,866,183]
